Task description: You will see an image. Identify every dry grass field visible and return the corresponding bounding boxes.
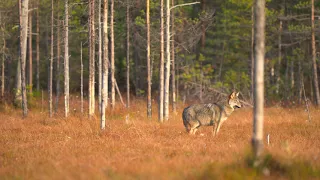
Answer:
[0,97,320,179]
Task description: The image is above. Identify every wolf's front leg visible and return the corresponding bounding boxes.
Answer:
[213,121,221,136]
[216,121,223,135]
[212,123,217,137]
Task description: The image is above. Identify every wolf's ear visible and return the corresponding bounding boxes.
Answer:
[236,92,239,97]
[229,92,236,99]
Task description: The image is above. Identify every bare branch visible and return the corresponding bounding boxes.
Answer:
[28,8,38,12]
[170,2,200,11]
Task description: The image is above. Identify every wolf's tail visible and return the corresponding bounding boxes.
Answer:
[182,107,191,132]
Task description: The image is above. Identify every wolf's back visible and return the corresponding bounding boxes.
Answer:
[183,104,218,127]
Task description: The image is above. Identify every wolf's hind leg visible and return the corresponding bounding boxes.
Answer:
[184,122,191,134]
[190,121,200,135]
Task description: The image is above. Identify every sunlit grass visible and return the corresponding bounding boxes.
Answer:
[0,97,319,179]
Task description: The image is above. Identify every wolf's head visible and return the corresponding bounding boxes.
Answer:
[228,92,241,109]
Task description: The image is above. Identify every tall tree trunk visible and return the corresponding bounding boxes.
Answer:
[251,5,254,97]
[81,42,83,114]
[111,0,115,109]
[103,0,109,109]
[36,0,40,91]
[64,0,69,118]
[252,0,265,158]
[89,0,95,116]
[55,0,61,112]
[164,0,171,121]
[199,71,203,102]
[92,0,96,115]
[98,0,102,113]
[1,21,5,97]
[101,0,109,129]
[171,0,176,113]
[310,75,314,102]
[14,58,22,106]
[88,0,92,115]
[311,0,320,105]
[15,1,22,108]
[49,0,54,117]
[126,0,130,108]
[276,20,282,95]
[298,58,302,104]
[146,0,152,118]
[159,0,164,123]
[19,0,29,117]
[176,54,179,104]
[28,11,33,94]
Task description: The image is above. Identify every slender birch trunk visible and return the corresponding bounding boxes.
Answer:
[146,0,152,118]
[251,5,254,97]
[171,0,176,113]
[103,0,109,109]
[252,0,265,158]
[126,0,130,108]
[55,0,61,112]
[159,0,164,123]
[101,0,109,129]
[28,11,33,94]
[311,0,320,105]
[98,0,102,113]
[176,54,179,103]
[15,1,22,107]
[101,56,106,130]
[111,0,115,109]
[64,0,69,118]
[290,60,294,89]
[1,54,4,97]
[89,0,95,116]
[49,0,54,117]
[92,0,95,115]
[164,0,171,121]
[298,59,302,104]
[36,1,40,91]
[88,0,92,115]
[15,59,22,106]
[19,0,29,117]
[310,75,314,102]
[1,22,5,97]
[81,42,83,114]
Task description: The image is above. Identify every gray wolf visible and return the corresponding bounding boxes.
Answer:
[182,92,241,136]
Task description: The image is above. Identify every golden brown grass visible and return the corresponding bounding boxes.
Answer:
[0,98,320,179]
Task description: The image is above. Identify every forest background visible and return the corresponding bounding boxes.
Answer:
[1,0,319,109]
